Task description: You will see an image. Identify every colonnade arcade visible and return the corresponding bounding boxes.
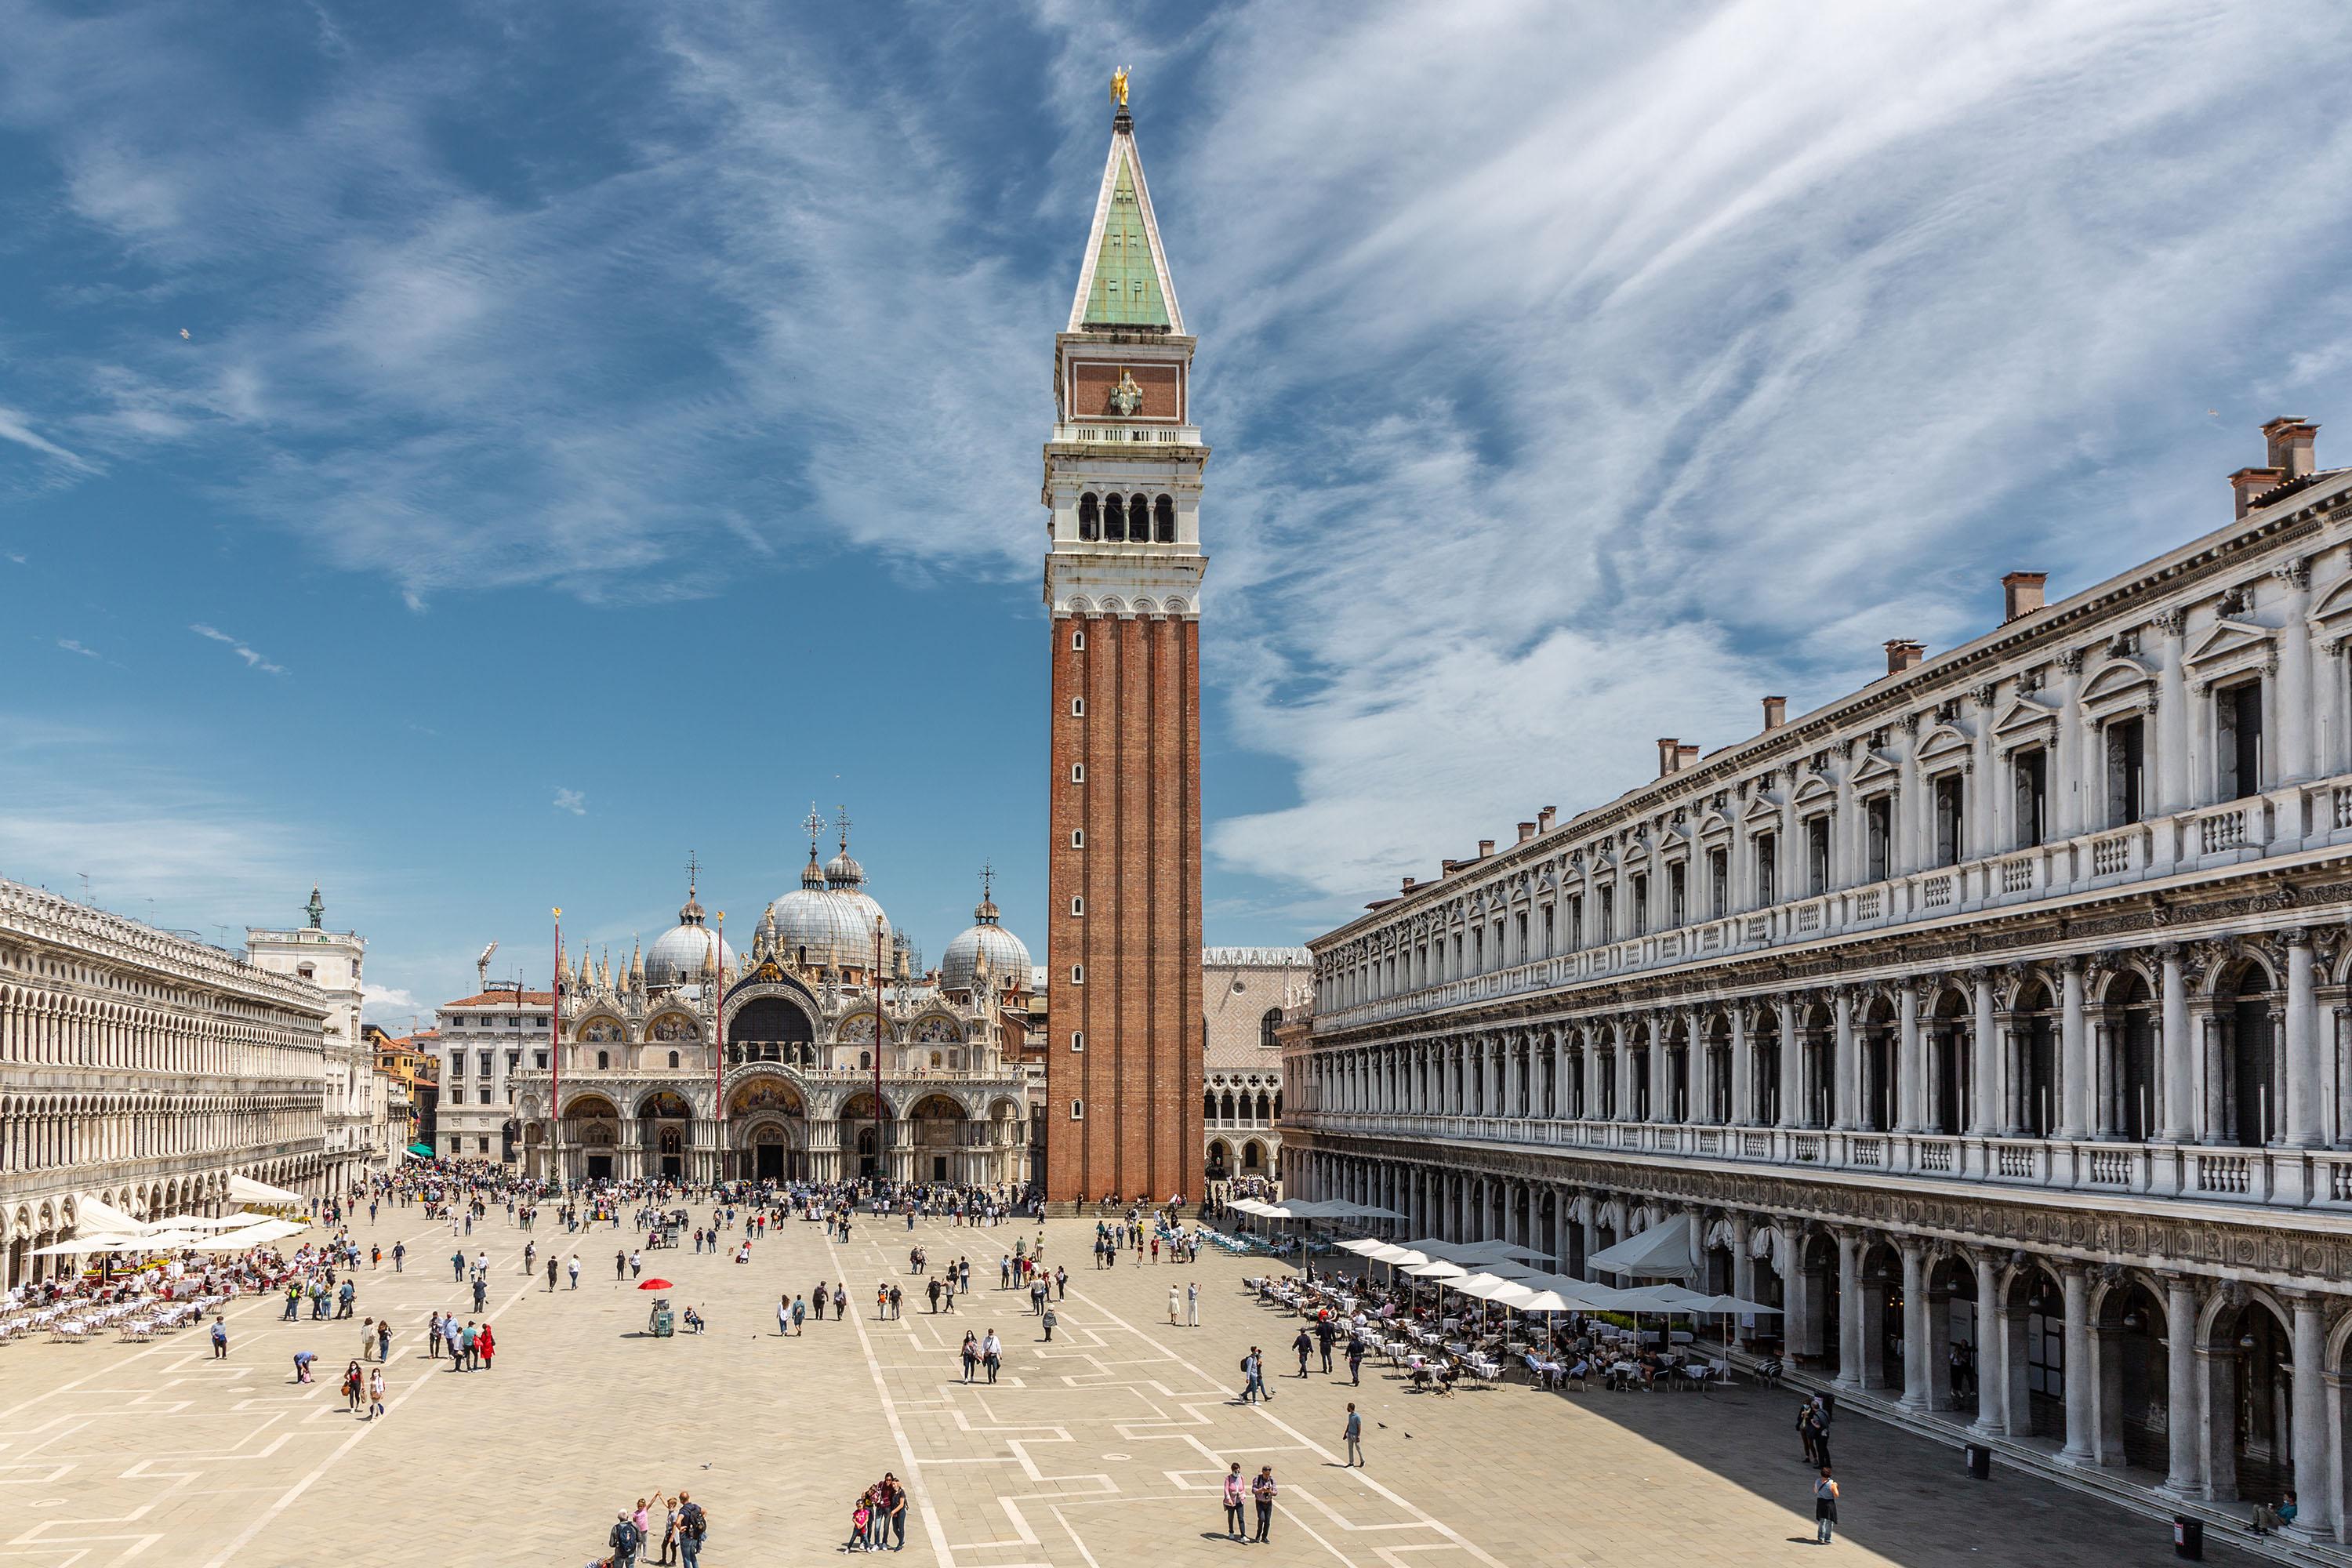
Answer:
[521,1070,1027,1188]
[1295,1137,2352,1545]
[1306,931,2349,1155]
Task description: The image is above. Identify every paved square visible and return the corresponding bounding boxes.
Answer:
[0,1210,2252,1566]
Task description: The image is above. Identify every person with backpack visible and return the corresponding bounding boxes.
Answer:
[1812,1466,1840,1544]
[608,1510,642,1568]
[674,1493,707,1568]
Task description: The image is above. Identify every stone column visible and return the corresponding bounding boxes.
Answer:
[1731,1010,1754,1125]
[2092,1322,2128,1466]
[2277,558,2314,783]
[2057,957,2090,1139]
[2001,1298,2034,1439]
[2160,1272,2201,1497]
[2154,610,2189,818]
[1730,1213,1756,1349]
[1899,1240,1930,1410]
[1896,982,1924,1133]
[2286,930,2323,1147]
[1832,989,1858,1131]
[1615,1022,1636,1122]
[1648,1021,1668,1123]
[2059,1265,2096,1464]
[1687,1009,1711,1125]
[2160,946,2196,1142]
[1969,971,1999,1138]
[2290,1290,2332,1541]
[1778,996,1802,1128]
[1965,1252,2004,1435]
[1835,1232,1863,1390]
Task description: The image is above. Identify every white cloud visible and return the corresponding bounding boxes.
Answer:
[363,982,419,1016]
[553,788,586,816]
[189,622,287,675]
[55,638,100,659]
[0,406,96,473]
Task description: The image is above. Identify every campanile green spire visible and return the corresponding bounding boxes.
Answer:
[1065,87,1184,336]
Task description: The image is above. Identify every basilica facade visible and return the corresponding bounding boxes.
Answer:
[511,822,1040,1189]
[1287,420,2352,1546]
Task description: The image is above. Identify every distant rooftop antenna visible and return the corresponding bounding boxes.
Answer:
[476,940,499,993]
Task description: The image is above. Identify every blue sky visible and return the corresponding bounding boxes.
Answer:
[5,2,2352,1021]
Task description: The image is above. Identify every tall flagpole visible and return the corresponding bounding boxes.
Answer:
[713,911,727,1185]
[550,908,563,1189]
[874,914,887,1192]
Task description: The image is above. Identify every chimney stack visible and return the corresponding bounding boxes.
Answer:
[1401,875,1416,893]
[2264,416,2319,480]
[1762,695,1787,731]
[2231,465,2286,519]
[1516,821,1537,844]
[1657,737,1681,778]
[1476,839,1495,859]
[1884,638,1926,675]
[1676,742,1699,771]
[2002,572,2046,623]
[1441,858,1460,876]
[1537,805,1556,832]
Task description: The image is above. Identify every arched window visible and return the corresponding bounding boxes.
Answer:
[1260,1007,1283,1050]
[1256,1092,1271,1121]
[1077,492,1099,540]
[1203,1090,1217,1120]
[595,1051,608,1070]
[1102,493,1125,542]
[1154,494,1175,543]
[1219,1091,1236,1120]
[666,1051,679,1069]
[1272,1091,1283,1120]
[1131,495,1149,542]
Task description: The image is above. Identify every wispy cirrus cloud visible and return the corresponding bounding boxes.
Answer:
[189,623,287,674]
[552,788,586,816]
[0,406,97,474]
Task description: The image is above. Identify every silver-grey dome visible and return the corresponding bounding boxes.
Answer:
[942,881,1031,994]
[768,887,891,969]
[646,921,735,987]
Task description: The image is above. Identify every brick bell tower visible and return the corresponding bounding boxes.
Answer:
[1043,77,1207,1207]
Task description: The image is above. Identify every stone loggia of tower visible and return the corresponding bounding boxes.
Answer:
[1042,83,1207,1207]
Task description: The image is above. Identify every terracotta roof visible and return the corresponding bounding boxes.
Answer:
[438,991,554,1009]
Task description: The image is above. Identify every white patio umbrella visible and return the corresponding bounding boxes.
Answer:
[1679,1291,1785,1367]
[1335,1237,1388,1256]
[154,1214,269,1230]
[185,1218,305,1250]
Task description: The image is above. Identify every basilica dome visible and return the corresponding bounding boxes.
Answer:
[769,840,892,970]
[646,909,735,988]
[940,880,1031,995]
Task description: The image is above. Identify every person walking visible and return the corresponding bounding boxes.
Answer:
[616,1249,628,1281]
[656,1496,680,1566]
[568,1254,580,1289]
[391,1240,405,1273]
[360,1316,376,1362]
[960,1330,979,1383]
[792,1294,807,1334]
[452,1248,466,1283]
[982,1329,1002,1384]
[779,1294,792,1338]
[1316,1317,1336,1374]
[209,1315,228,1359]
[1168,1284,1180,1326]
[1221,1463,1247,1541]
[377,1317,391,1363]
[548,1255,559,1290]
[1343,1403,1364,1467]
[477,1321,495,1370]
[1293,1327,1314,1378]
[1346,1335,1365,1386]
[1250,1466,1277,1544]
[676,1493,707,1568]
[1041,1303,1058,1342]
[472,1275,488,1312]
[366,1364,385,1421]
[342,1359,364,1413]
[1184,1279,1197,1327]
[884,1472,908,1552]
[1813,1467,1840,1544]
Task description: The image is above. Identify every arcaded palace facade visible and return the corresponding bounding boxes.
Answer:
[0,877,337,1286]
[1287,421,2352,1545]
[1201,947,1308,1192]
[507,820,1041,1188]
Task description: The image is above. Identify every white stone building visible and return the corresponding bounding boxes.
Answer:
[0,877,332,1285]
[430,986,550,1162]
[1201,947,1308,1192]
[247,887,382,1191]
[1286,419,2352,1544]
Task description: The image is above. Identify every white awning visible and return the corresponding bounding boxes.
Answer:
[227,1174,307,1207]
[1585,1217,1698,1282]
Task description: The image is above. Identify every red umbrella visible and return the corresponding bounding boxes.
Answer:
[638,1279,673,1290]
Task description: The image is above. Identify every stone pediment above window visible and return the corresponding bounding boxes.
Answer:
[2309,575,2352,644]
[1915,723,1972,770]
[1991,695,2059,750]
[1696,808,1735,841]
[2183,617,2275,691]
[2079,657,2157,719]
[1740,793,1782,826]
[1792,773,1835,809]
[1850,750,1900,793]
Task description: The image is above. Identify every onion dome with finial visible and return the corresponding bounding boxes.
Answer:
[940,866,1031,995]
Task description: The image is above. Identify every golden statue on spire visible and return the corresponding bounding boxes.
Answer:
[1111,66,1130,110]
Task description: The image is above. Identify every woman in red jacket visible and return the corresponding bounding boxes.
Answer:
[477,1321,495,1370]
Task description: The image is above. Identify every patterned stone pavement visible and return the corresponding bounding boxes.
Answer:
[0,1208,2254,1566]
